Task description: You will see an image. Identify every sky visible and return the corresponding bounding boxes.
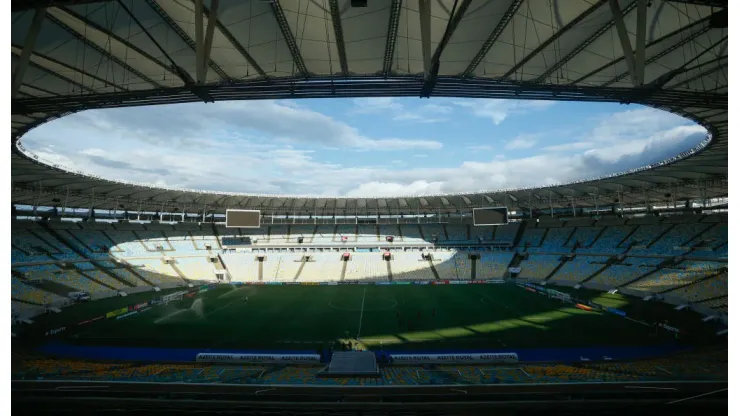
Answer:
[19,97,707,198]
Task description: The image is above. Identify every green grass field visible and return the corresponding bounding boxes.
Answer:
[19,283,719,352]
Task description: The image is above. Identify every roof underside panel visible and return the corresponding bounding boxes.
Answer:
[280,0,341,76]
[340,0,392,75]
[9,0,727,211]
[563,0,716,86]
[439,0,522,75]
[48,5,185,88]
[153,0,257,81]
[476,0,599,79]
[214,0,295,77]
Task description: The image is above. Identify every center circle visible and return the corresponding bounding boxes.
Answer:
[328,297,398,312]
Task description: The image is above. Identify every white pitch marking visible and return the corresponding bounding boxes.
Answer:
[356,286,368,339]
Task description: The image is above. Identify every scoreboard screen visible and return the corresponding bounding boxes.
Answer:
[473,207,508,226]
[225,209,261,228]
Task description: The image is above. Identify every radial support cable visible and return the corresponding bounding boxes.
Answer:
[269,0,309,77]
[24,60,97,94]
[502,0,608,80]
[328,0,348,75]
[570,15,713,85]
[11,46,129,92]
[382,0,402,76]
[646,36,727,89]
[534,1,638,84]
[602,24,712,87]
[462,0,523,77]
[46,12,164,88]
[12,8,47,99]
[144,0,229,81]
[669,61,728,90]
[116,0,213,102]
[199,1,266,78]
[420,0,472,97]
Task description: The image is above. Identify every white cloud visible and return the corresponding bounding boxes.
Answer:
[466,144,494,151]
[353,97,452,124]
[505,134,539,150]
[453,99,555,124]
[19,103,706,198]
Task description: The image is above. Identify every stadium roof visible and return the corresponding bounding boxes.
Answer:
[11,0,728,214]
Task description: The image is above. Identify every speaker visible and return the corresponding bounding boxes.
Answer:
[298,236,304,243]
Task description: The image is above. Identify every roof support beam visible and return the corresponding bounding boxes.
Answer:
[602,23,712,87]
[421,0,472,97]
[647,37,727,89]
[571,15,712,85]
[608,0,642,86]
[462,0,523,77]
[25,60,97,94]
[669,61,728,90]
[534,1,638,84]
[503,0,608,80]
[382,0,402,76]
[194,0,219,84]
[328,0,348,75]
[421,0,473,97]
[145,0,229,81]
[12,45,129,92]
[199,2,266,79]
[419,0,432,75]
[46,12,165,89]
[61,6,175,77]
[269,0,309,78]
[194,0,205,84]
[12,7,46,100]
[634,0,647,85]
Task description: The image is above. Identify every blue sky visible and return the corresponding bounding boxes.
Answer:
[19,97,707,197]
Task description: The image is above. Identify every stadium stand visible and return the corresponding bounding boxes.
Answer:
[519,228,546,248]
[528,227,573,253]
[478,252,515,279]
[431,251,461,280]
[494,223,521,243]
[299,254,344,282]
[175,257,216,281]
[272,256,304,281]
[357,225,379,242]
[344,254,388,281]
[576,225,632,253]
[335,225,357,242]
[290,225,315,243]
[567,227,603,247]
[220,253,260,282]
[549,256,610,284]
[446,224,468,241]
[393,255,435,281]
[664,272,727,302]
[313,226,335,244]
[518,255,561,280]
[626,261,725,293]
[11,276,65,305]
[399,225,424,243]
[587,264,658,289]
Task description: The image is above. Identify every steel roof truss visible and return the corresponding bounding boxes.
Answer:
[462,0,523,77]
[12,7,46,99]
[503,0,609,80]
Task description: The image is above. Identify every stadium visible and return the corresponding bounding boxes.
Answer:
[10,0,728,414]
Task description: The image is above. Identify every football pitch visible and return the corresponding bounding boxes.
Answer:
[23,283,713,352]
